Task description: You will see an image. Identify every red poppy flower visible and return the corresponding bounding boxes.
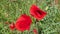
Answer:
[33,28,38,34]
[9,23,15,30]
[30,5,47,20]
[15,14,32,32]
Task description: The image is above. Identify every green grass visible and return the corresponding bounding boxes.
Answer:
[0,0,60,34]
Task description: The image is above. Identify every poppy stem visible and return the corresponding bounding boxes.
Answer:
[35,19,42,34]
[21,32,24,34]
[35,19,39,24]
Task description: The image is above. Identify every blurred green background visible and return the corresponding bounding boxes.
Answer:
[0,0,60,34]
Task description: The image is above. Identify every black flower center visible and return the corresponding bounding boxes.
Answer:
[36,10,42,15]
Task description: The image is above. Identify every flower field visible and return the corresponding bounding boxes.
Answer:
[0,0,60,34]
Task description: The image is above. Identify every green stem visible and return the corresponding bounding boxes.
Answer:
[35,19,42,34]
[21,32,23,34]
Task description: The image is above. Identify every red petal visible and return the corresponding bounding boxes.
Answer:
[33,28,38,34]
[30,4,47,20]
[9,23,15,30]
[15,14,32,32]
